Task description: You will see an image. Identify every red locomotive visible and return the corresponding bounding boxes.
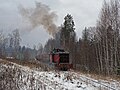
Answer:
[49,48,73,70]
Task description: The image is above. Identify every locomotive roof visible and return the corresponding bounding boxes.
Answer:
[54,51,69,54]
[50,48,69,54]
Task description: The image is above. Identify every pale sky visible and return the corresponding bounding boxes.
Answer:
[0,0,109,48]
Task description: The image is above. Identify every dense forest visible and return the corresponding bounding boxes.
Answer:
[44,0,120,76]
[0,29,37,60]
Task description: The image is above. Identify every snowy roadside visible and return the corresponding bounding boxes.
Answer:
[0,59,120,90]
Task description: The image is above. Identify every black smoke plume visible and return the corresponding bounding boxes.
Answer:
[19,2,58,36]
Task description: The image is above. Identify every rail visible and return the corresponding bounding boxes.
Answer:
[79,75,119,90]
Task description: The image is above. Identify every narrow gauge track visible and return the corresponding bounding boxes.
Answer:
[73,72,119,90]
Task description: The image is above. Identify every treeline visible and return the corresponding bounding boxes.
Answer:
[44,0,120,76]
[0,29,37,60]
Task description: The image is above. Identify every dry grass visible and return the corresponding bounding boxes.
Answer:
[88,73,120,82]
[0,59,42,68]
[74,70,120,82]
[0,60,8,64]
[0,57,55,72]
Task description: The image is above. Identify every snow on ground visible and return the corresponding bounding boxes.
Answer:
[0,59,120,90]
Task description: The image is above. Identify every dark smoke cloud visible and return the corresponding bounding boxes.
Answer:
[19,2,58,36]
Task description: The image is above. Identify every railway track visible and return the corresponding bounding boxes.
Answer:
[72,72,120,90]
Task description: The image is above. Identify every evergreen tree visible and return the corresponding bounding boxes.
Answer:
[60,14,75,49]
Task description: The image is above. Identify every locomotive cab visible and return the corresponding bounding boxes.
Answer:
[50,48,69,63]
[49,48,72,70]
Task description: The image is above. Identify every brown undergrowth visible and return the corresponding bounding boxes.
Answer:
[0,59,49,71]
[74,70,120,82]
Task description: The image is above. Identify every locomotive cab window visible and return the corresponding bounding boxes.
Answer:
[59,53,69,63]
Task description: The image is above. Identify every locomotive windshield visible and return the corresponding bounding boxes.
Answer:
[59,53,69,63]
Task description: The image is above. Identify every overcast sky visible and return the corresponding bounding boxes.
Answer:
[0,0,109,48]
